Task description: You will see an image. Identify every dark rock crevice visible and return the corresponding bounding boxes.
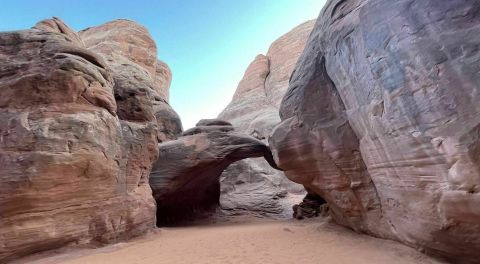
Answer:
[293,192,329,220]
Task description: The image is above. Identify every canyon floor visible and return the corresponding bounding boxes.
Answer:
[19,216,446,264]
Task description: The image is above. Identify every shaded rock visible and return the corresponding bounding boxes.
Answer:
[217,21,315,217]
[270,0,480,262]
[182,125,234,136]
[219,159,305,218]
[0,18,180,262]
[293,193,328,220]
[153,99,183,142]
[196,118,233,127]
[149,121,281,225]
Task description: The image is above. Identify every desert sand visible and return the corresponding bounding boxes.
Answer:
[22,217,446,264]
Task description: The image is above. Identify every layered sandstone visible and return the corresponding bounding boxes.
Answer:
[270,0,480,262]
[0,18,181,262]
[218,21,315,216]
[149,119,282,225]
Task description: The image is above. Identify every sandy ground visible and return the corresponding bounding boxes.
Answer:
[21,217,446,264]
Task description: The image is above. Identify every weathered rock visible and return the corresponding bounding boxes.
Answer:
[33,17,85,47]
[149,120,282,225]
[0,18,180,262]
[270,0,480,262]
[80,21,182,201]
[80,19,182,142]
[154,59,172,103]
[292,193,328,220]
[153,99,183,142]
[219,159,305,217]
[182,125,234,136]
[218,21,315,217]
[219,21,315,133]
[80,19,157,77]
[196,119,233,127]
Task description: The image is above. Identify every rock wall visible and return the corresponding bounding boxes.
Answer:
[270,0,480,262]
[218,21,314,217]
[0,18,181,262]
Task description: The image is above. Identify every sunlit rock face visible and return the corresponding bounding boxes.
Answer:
[218,21,315,217]
[80,19,182,142]
[149,119,282,225]
[0,18,181,262]
[270,0,480,262]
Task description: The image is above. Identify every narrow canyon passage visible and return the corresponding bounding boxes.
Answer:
[25,217,444,264]
[1,1,480,263]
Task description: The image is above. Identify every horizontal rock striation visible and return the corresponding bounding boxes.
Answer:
[218,21,315,217]
[0,17,181,262]
[270,0,480,262]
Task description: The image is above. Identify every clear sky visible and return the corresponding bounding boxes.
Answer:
[0,0,326,129]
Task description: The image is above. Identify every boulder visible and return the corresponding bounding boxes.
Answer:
[218,21,315,217]
[270,0,480,262]
[149,120,281,225]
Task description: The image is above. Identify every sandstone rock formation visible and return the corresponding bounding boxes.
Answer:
[154,59,172,103]
[218,21,315,217]
[149,119,282,225]
[270,0,480,262]
[0,18,181,262]
[292,193,328,220]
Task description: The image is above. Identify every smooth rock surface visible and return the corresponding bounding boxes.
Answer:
[270,0,480,262]
[218,21,315,217]
[154,59,172,103]
[0,18,180,262]
[149,120,282,225]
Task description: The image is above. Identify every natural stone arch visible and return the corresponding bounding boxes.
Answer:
[149,119,282,225]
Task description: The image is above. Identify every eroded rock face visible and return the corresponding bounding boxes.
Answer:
[0,18,180,262]
[293,193,328,220]
[79,19,182,141]
[154,59,172,103]
[79,21,182,203]
[219,20,315,133]
[270,0,480,262]
[218,21,315,217]
[149,119,281,225]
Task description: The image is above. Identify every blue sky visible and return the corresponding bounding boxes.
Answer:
[0,0,326,129]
